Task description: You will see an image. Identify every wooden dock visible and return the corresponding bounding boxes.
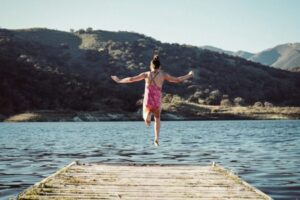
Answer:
[18,161,272,200]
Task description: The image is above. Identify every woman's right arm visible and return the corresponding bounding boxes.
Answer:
[164,71,193,83]
[111,72,147,84]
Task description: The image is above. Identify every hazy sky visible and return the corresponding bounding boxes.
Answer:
[1,0,299,52]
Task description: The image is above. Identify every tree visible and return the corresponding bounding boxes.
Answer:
[77,29,85,34]
[86,27,93,33]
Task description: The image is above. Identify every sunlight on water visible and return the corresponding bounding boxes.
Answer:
[0,121,299,199]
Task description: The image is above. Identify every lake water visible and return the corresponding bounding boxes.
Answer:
[0,121,299,200]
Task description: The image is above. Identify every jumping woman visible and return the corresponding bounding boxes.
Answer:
[111,55,193,146]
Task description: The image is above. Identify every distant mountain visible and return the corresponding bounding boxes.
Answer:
[1,28,300,116]
[200,43,300,71]
[199,46,254,59]
[234,51,254,59]
[249,43,300,70]
[199,45,234,55]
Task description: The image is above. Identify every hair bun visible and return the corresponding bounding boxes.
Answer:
[151,55,161,69]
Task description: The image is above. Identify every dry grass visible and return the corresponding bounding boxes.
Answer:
[163,101,300,120]
[3,104,300,122]
[4,112,41,122]
[212,105,300,119]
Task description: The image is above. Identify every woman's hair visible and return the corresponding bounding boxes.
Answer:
[150,55,160,69]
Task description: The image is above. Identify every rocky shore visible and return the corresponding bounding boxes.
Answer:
[2,104,300,122]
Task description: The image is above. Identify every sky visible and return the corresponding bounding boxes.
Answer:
[1,0,300,52]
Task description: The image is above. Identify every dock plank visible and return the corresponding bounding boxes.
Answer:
[18,162,272,200]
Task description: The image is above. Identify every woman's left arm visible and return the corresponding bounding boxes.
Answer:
[111,72,147,83]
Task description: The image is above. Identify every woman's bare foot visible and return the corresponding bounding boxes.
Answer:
[154,139,159,146]
[145,120,151,127]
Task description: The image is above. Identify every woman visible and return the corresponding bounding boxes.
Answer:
[111,55,193,146]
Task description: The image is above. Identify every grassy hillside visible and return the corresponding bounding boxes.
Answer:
[1,28,300,117]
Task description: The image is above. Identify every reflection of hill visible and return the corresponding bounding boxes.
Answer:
[1,28,300,116]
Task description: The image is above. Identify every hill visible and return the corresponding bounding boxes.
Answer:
[201,43,300,71]
[249,43,300,70]
[199,46,254,59]
[1,28,300,119]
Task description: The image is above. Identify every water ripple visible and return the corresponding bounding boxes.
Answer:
[0,120,299,199]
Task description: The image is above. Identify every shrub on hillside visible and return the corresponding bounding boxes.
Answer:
[253,101,264,107]
[77,29,85,34]
[198,98,205,104]
[85,50,101,62]
[59,43,69,49]
[222,94,229,99]
[187,95,197,103]
[234,97,246,106]
[206,90,222,105]
[86,27,93,33]
[171,95,183,104]
[162,94,173,103]
[264,101,274,107]
[220,99,233,107]
[193,90,205,98]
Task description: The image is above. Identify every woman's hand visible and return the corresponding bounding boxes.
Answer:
[188,71,194,77]
[111,75,120,83]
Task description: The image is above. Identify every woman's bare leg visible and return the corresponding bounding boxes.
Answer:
[153,110,161,146]
[143,107,151,127]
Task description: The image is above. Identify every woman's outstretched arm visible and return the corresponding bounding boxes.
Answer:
[164,71,193,83]
[111,72,147,83]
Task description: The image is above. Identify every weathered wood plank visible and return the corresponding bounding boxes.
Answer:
[18,162,272,200]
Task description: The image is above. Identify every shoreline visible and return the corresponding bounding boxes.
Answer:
[2,104,300,122]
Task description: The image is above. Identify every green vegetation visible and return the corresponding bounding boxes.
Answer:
[1,28,300,120]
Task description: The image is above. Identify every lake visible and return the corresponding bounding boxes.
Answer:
[0,121,299,199]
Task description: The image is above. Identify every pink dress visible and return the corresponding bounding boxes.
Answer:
[143,84,161,111]
[143,72,161,111]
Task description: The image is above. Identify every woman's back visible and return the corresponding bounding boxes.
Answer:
[145,70,165,89]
